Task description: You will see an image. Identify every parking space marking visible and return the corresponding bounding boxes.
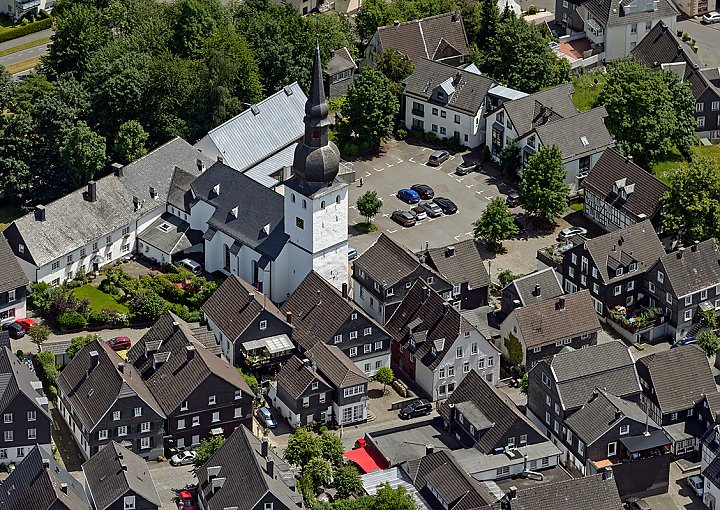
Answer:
[409,157,415,163]
[387,229,397,233]
[485,196,493,200]
[381,213,389,217]
[374,167,383,172]
[386,163,394,168]
[396,158,403,163]
[365,171,372,177]
[476,190,483,194]
[466,184,474,189]
[421,147,430,151]
[449,155,456,160]
[453,234,462,241]
[349,205,356,209]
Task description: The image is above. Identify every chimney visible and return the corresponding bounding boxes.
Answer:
[451,11,460,21]
[211,477,226,493]
[625,154,634,163]
[149,186,157,199]
[112,162,124,177]
[602,468,613,480]
[185,345,196,361]
[677,247,685,259]
[133,196,140,211]
[248,292,255,304]
[508,486,518,500]
[393,20,400,25]
[87,181,97,203]
[42,458,50,468]
[231,206,239,219]
[425,444,434,455]
[88,350,99,372]
[213,184,220,195]
[261,437,269,457]
[34,205,46,222]
[196,158,206,173]
[446,245,456,257]
[286,311,293,325]
[533,283,541,296]
[316,290,322,306]
[614,410,622,422]
[60,483,68,495]
[443,302,451,315]
[421,286,429,303]
[692,240,700,252]
[117,362,124,373]
[217,155,224,164]
[342,283,348,299]
[119,458,127,471]
[173,321,179,332]
[556,297,566,310]
[266,456,274,478]
[453,71,462,85]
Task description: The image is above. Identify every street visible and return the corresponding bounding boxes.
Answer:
[0,42,49,68]
[678,18,720,68]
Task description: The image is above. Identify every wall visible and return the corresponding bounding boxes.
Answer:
[610,455,671,499]
[485,107,519,159]
[353,281,385,324]
[403,96,485,148]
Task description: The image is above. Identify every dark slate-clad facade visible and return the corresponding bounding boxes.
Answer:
[324,47,356,99]
[82,441,161,510]
[498,268,563,320]
[0,236,28,322]
[270,355,334,428]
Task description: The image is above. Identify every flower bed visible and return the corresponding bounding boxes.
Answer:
[608,305,660,333]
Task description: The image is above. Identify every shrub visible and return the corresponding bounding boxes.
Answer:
[527,4,539,14]
[67,334,99,358]
[0,17,52,43]
[699,308,717,329]
[107,311,129,328]
[129,291,167,322]
[50,293,90,318]
[34,350,59,385]
[46,384,58,402]
[58,311,88,330]
[28,282,62,313]
[396,128,408,140]
[88,309,109,326]
[16,350,24,360]
[498,269,523,287]
[156,456,165,462]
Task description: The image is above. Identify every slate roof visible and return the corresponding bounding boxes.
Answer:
[167,165,199,213]
[0,236,28,294]
[498,82,578,137]
[82,442,161,510]
[281,270,389,352]
[636,344,716,415]
[56,339,165,431]
[386,281,486,370]
[0,346,50,420]
[438,369,544,452]
[202,274,287,343]
[375,13,469,64]
[404,450,493,510]
[653,239,720,298]
[579,220,665,284]
[126,312,252,415]
[404,58,495,116]
[706,456,720,487]
[307,342,368,389]
[547,340,641,410]
[531,106,614,162]
[325,47,356,76]
[137,213,196,255]
[503,268,563,307]
[190,161,289,260]
[4,137,209,268]
[275,355,332,400]
[583,0,677,29]
[512,290,600,348]
[584,148,668,223]
[564,390,660,445]
[0,445,91,510]
[197,426,300,510]
[421,240,490,289]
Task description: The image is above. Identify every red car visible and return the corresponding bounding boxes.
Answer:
[15,318,36,331]
[106,337,131,351]
[179,490,198,510]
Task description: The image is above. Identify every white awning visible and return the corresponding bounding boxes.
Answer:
[242,334,293,354]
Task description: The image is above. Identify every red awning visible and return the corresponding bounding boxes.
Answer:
[343,445,386,474]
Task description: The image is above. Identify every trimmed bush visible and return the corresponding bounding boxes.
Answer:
[88,309,109,326]
[0,17,53,44]
[46,384,57,402]
[34,350,59,385]
[57,311,88,330]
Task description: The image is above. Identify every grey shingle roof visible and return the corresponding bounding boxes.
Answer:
[82,442,161,510]
[197,426,300,510]
[376,13,469,64]
[531,106,614,162]
[504,268,563,307]
[583,0,677,29]
[632,22,703,69]
[194,82,307,173]
[137,213,195,255]
[637,344,717,414]
[404,58,495,116]
[167,165,199,213]
[190,161,289,261]
[201,274,287,343]
[548,341,641,410]
[307,342,368,389]
[57,339,165,431]
[653,239,720,298]
[325,47,356,76]
[0,445,90,510]
[0,346,50,420]
[275,355,332,400]
[126,312,252,415]
[421,239,490,289]
[499,83,577,137]
[0,236,27,294]
[512,290,600,349]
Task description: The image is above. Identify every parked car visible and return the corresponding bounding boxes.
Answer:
[170,450,197,466]
[409,206,427,221]
[427,150,449,166]
[671,336,697,349]
[455,161,478,175]
[178,258,203,275]
[625,497,651,510]
[179,490,199,510]
[506,192,520,207]
[433,197,458,214]
[391,210,417,227]
[702,11,720,23]
[258,407,278,428]
[558,226,588,240]
[106,337,132,351]
[397,188,421,204]
[15,318,36,331]
[2,322,25,339]
[399,399,433,419]
[419,201,443,218]
[348,245,358,260]
[411,184,434,199]
[688,475,704,497]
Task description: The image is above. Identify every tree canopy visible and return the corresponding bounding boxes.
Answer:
[472,197,518,250]
[344,69,399,148]
[356,190,384,224]
[518,145,568,222]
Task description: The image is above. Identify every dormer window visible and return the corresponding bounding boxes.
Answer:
[527,136,536,148]
[437,91,444,101]
[629,263,637,272]
[616,267,623,276]
[620,189,626,200]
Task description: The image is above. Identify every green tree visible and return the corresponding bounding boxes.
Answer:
[343,69,399,149]
[498,139,520,175]
[170,0,230,58]
[518,373,529,394]
[28,325,51,352]
[28,282,63,314]
[697,331,720,358]
[498,269,522,287]
[661,155,720,244]
[333,465,364,499]
[598,59,696,167]
[317,431,344,465]
[192,434,226,471]
[472,197,519,251]
[60,121,107,189]
[305,457,333,492]
[518,145,568,222]
[373,366,394,394]
[114,120,148,164]
[284,428,321,467]
[356,0,387,42]
[504,333,524,367]
[0,113,33,200]
[237,366,259,394]
[0,67,13,111]
[700,309,718,329]
[356,190,383,226]
[475,0,499,50]
[375,49,414,96]
[68,334,100,358]
[315,12,358,62]
[129,291,167,321]
[372,483,418,510]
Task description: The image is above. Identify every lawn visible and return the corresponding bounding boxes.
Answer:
[70,284,129,314]
[650,145,720,184]
[571,71,607,112]
[0,36,51,57]
[4,56,41,75]
[0,205,23,231]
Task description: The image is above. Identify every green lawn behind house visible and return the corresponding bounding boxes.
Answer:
[571,71,607,112]
[650,145,720,184]
[70,284,129,313]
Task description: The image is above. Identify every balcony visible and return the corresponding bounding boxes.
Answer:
[608,304,661,333]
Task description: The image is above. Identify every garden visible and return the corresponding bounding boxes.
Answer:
[28,263,219,332]
[608,305,660,333]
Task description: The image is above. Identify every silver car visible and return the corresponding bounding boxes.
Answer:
[419,201,443,218]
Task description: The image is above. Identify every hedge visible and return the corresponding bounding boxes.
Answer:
[0,17,53,44]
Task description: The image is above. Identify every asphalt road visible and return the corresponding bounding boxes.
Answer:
[0,41,49,68]
[0,28,53,52]
[675,19,720,68]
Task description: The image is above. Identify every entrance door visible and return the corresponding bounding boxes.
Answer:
[607,442,617,457]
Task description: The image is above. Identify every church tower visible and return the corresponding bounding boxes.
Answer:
[284,40,349,294]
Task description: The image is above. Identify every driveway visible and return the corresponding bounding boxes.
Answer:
[645,461,705,510]
[678,18,720,69]
[148,461,197,508]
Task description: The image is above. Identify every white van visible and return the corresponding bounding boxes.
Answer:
[177,258,202,275]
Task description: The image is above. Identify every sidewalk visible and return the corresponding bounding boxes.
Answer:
[0,28,54,53]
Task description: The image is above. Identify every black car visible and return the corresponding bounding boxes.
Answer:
[411,184,434,199]
[391,210,416,227]
[433,197,458,214]
[2,322,25,339]
[625,497,651,510]
[399,399,432,419]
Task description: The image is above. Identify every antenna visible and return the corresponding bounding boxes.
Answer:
[644,413,650,437]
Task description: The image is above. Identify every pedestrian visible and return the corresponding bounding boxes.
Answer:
[359,177,364,187]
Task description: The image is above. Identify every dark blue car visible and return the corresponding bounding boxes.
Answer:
[397,188,421,204]
[671,337,697,349]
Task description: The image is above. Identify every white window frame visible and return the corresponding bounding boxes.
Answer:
[260,320,267,330]
[134,407,142,417]
[208,395,216,406]
[98,429,108,440]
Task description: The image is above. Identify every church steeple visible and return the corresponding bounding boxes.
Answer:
[292,38,340,187]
